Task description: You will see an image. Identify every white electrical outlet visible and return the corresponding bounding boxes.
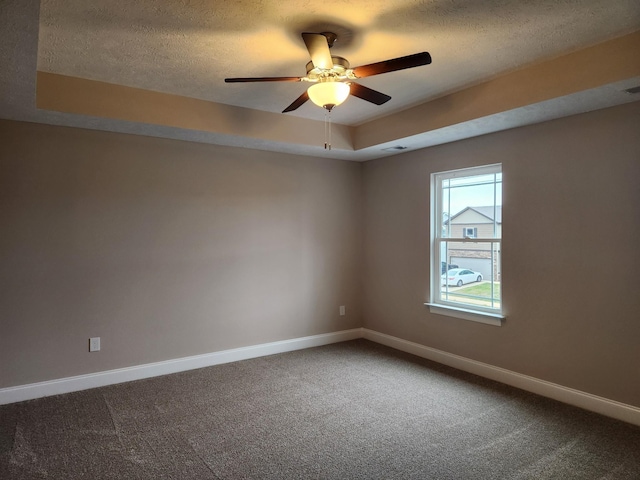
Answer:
[89,337,101,352]
[339,305,345,316]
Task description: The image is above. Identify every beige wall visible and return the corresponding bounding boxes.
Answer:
[362,101,640,407]
[2,102,639,408]
[0,121,363,388]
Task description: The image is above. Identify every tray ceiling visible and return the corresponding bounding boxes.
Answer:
[2,0,640,160]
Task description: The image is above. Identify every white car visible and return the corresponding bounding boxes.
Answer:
[441,268,483,287]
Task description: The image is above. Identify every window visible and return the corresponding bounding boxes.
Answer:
[426,164,504,326]
[463,227,477,238]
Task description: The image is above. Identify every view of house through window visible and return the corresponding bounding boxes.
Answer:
[432,164,502,314]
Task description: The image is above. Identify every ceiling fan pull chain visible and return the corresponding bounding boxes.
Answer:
[324,110,331,150]
[324,110,327,149]
[328,110,332,150]
[324,109,332,150]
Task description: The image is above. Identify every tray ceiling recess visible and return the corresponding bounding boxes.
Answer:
[2,0,639,160]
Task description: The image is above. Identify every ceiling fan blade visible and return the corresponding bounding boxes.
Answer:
[282,91,310,113]
[302,33,334,70]
[352,52,432,78]
[225,76,302,83]
[348,83,391,105]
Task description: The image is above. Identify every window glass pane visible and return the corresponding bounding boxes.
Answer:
[442,173,502,239]
[439,240,501,309]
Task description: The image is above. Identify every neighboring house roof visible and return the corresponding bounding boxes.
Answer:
[447,206,502,224]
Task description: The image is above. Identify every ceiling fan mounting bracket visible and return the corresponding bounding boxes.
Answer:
[320,32,338,48]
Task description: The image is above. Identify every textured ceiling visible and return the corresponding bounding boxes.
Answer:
[37,0,640,125]
[2,0,640,160]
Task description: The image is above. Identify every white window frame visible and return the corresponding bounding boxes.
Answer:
[425,164,505,326]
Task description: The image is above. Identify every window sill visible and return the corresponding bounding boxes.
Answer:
[424,303,505,326]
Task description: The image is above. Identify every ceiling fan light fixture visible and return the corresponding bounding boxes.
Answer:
[307,82,350,110]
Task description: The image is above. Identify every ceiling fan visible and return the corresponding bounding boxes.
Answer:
[225,32,432,113]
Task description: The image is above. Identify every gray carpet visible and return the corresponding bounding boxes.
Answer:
[1,339,639,479]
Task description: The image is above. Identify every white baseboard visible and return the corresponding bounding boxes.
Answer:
[362,328,640,427]
[3,326,638,428]
[0,328,363,405]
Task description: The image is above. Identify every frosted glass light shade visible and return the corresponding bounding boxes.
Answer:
[308,82,350,109]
